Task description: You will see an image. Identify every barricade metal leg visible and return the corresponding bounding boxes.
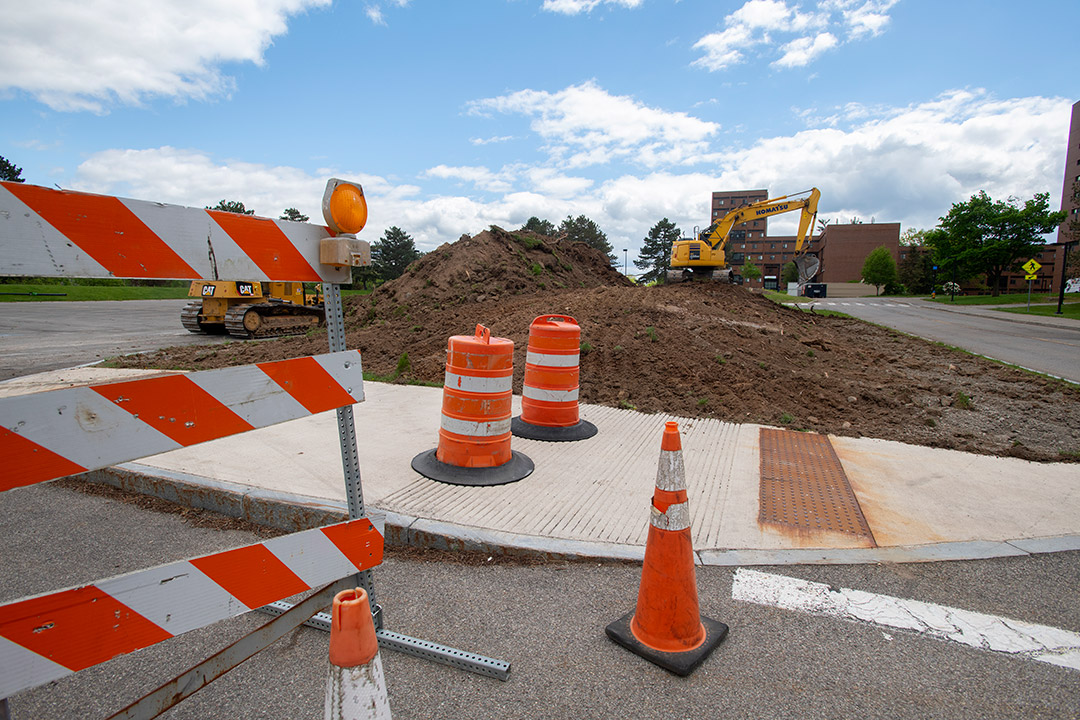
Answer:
[260,283,511,680]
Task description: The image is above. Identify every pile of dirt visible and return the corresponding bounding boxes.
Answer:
[119,228,1080,463]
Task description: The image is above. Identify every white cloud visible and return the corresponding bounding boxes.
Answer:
[0,0,331,112]
[693,0,896,72]
[70,91,1070,263]
[541,0,643,15]
[468,81,720,169]
[774,32,839,68]
[365,6,386,25]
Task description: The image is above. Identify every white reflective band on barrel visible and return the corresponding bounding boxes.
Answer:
[655,450,687,492]
[650,501,691,531]
[522,385,579,402]
[443,372,513,394]
[526,351,580,367]
[440,415,512,437]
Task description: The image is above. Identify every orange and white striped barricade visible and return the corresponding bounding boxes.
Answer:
[605,422,728,676]
[2,351,364,492]
[324,588,392,720]
[0,517,383,699]
[411,324,533,486]
[511,314,597,442]
[0,181,369,284]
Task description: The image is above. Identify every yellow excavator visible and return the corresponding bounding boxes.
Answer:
[181,281,325,339]
[667,188,821,284]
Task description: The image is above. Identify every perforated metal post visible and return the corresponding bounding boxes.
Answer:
[263,283,511,680]
[324,282,379,616]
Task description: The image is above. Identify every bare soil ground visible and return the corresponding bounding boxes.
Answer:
[117,227,1080,463]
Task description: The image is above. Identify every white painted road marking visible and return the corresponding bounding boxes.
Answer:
[731,569,1080,671]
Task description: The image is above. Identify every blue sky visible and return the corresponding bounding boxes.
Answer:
[2,0,1077,263]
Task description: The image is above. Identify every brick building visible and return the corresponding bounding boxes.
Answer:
[707,188,901,289]
[1059,100,1080,244]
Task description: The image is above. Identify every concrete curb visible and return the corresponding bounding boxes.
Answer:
[80,464,1080,566]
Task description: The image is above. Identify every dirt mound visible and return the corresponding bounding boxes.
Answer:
[116,232,1080,463]
[374,226,632,310]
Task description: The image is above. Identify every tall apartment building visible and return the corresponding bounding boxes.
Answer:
[1059,99,1080,243]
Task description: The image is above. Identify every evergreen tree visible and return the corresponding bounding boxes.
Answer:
[208,200,254,215]
[559,215,615,264]
[373,226,422,281]
[521,216,556,237]
[635,218,679,285]
[0,155,25,182]
[279,207,309,222]
[897,246,935,294]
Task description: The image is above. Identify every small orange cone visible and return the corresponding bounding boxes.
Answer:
[605,421,728,675]
[324,588,391,719]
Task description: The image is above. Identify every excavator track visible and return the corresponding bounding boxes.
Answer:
[224,302,325,339]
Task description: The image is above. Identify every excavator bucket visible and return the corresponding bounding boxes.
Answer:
[794,255,820,283]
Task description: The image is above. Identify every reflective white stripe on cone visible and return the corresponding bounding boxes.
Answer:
[325,588,391,720]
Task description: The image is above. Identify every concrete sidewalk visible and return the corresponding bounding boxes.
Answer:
[4,368,1080,565]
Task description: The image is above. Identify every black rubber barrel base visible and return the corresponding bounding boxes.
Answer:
[604,611,728,677]
[511,416,598,442]
[410,448,534,487]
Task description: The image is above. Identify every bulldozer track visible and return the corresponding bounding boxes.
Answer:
[224,302,324,340]
[180,302,203,333]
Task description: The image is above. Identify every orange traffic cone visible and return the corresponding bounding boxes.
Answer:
[605,421,728,676]
[324,588,391,719]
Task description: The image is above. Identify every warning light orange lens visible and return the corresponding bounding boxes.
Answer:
[327,183,368,235]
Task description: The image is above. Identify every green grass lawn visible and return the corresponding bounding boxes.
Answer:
[924,292,1080,306]
[0,283,191,302]
[0,283,376,302]
[997,303,1080,320]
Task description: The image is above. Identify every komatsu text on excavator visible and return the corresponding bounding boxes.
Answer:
[667,188,821,284]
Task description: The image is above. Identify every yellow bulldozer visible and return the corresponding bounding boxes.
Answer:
[667,188,821,284]
[180,281,325,339]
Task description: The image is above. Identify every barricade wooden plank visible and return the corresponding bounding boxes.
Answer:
[0,182,350,283]
[0,349,364,492]
[0,517,384,698]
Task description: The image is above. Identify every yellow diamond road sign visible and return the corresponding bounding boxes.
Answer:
[1022,259,1042,274]
[1025,274,1038,281]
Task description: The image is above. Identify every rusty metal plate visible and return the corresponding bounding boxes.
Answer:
[759,428,876,544]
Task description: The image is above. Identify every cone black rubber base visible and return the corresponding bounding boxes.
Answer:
[604,611,728,677]
[410,448,534,487]
[511,416,598,442]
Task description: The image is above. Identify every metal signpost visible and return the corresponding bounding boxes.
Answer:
[1022,258,1042,311]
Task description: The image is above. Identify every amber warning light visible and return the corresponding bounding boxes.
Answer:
[322,178,368,235]
[319,178,372,268]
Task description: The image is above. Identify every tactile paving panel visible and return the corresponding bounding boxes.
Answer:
[759,428,876,544]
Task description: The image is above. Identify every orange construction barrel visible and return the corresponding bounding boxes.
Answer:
[412,324,533,486]
[511,314,597,442]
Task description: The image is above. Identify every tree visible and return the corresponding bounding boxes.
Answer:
[781,261,799,284]
[741,260,762,283]
[0,155,24,182]
[634,218,679,285]
[926,191,1065,296]
[372,226,421,281]
[208,200,254,215]
[897,245,936,294]
[280,208,309,222]
[900,228,931,246]
[559,215,615,264]
[521,216,556,237]
[861,246,897,295]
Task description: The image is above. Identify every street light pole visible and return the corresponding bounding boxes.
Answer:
[623,248,628,277]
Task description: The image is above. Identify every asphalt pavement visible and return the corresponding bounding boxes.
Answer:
[3,480,1078,720]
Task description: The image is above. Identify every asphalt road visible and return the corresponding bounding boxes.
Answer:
[2,481,1078,719]
[0,299,229,381]
[803,297,1080,382]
